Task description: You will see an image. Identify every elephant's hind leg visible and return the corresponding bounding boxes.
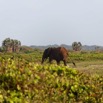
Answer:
[63,60,67,66]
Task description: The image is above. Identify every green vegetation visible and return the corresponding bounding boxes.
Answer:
[69,51,103,62]
[0,51,103,102]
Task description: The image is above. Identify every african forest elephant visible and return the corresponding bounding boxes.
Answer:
[41,47,75,66]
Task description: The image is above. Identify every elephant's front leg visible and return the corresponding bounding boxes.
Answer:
[57,61,60,65]
[49,57,52,64]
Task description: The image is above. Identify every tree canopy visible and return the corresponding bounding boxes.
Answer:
[2,38,21,53]
[72,42,82,51]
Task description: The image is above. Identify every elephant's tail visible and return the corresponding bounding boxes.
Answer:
[71,61,76,67]
[68,57,76,67]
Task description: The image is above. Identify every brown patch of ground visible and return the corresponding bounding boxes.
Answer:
[74,61,103,75]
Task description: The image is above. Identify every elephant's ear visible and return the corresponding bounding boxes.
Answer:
[47,48,52,56]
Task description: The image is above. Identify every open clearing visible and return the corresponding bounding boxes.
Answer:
[72,60,103,75]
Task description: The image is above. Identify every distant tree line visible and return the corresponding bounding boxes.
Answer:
[0,38,82,53]
[1,38,21,53]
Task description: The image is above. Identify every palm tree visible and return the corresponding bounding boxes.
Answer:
[72,42,82,51]
[13,40,21,52]
[2,38,21,52]
[2,38,12,52]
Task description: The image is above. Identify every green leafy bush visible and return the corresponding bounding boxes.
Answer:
[0,57,103,102]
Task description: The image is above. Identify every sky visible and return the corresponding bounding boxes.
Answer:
[0,0,103,46]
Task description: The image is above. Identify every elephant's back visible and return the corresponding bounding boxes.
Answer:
[59,47,68,55]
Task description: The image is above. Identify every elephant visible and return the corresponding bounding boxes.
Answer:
[41,47,75,66]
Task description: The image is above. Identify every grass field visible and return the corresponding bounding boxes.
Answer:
[74,60,103,76]
[0,51,103,102]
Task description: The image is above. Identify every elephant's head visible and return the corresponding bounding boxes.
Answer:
[41,48,52,64]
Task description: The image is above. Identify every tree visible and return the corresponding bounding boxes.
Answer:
[2,38,12,52]
[2,38,21,53]
[12,40,21,52]
[72,42,82,51]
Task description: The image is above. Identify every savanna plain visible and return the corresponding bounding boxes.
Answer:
[0,50,103,103]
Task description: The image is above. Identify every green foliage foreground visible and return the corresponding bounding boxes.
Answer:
[0,58,103,103]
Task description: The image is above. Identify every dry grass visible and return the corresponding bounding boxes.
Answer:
[73,60,103,75]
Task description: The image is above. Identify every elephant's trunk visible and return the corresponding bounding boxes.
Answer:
[41,59,44,64]
[41,56,45,64]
